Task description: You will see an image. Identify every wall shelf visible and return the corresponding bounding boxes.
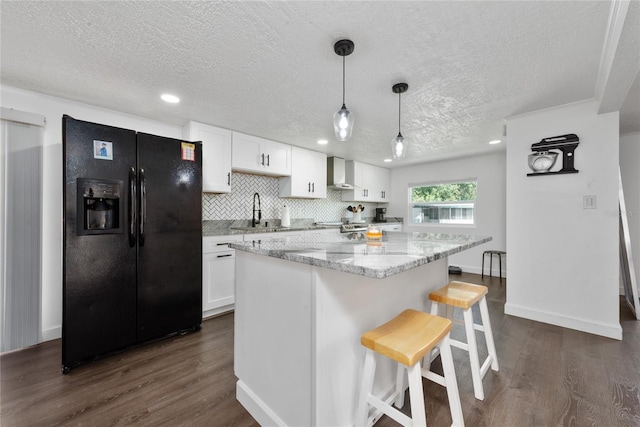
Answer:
[527,170,579,177]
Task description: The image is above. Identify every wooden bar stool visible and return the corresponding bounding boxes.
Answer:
[356,309,464,427]
[428,281,499,401]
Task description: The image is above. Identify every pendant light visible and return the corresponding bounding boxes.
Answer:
[333,39,355,141]
[391,83,408,159]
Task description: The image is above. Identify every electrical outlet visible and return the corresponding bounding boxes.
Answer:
[583,195,597,209]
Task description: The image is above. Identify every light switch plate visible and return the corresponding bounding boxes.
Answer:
[583,195,597,209]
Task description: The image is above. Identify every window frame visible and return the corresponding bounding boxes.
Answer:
[407,178,478,228]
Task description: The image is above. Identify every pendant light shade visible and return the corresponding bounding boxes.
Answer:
[333,39,355,141]
[333,104,353,141]
[391,83,408,159]
[392,133,405,159]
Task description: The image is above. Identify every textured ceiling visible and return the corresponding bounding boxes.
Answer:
[1,1,638,167]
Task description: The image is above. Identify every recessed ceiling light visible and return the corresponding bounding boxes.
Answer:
[489,139,502,145]
[161,94,180,104]
[317,139,328,145]
[384,158,392,163]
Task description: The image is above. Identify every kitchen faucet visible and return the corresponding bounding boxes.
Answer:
[252,192,261,227]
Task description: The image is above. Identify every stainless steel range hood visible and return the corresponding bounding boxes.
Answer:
[327,157,355,190]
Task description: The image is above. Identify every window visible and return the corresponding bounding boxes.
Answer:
[409,180,477,225]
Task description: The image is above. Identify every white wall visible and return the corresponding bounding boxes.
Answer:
[1,86,183,341]
[620,132,640,295]
[505,100,621,339]
[387,151,506,274]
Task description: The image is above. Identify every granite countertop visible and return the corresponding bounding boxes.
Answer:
[229,232,491,279]
[202,218,404,237]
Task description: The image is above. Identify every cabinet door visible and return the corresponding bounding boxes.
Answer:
[279,147,326,198]
[343,160,366,202]
[281,146,310,197]
[309,150,327,198]
[232,132,291,176]
[374,166,390,202]
[361,164,375,201]
[262,139,292,176]
[232,132,263,173]
[183,122,232,193]
[202,251,236,313]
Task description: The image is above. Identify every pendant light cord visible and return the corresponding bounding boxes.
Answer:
[342,55,346,106]
[398,92,402,136]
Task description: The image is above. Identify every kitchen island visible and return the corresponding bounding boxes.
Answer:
[230,232,490,426]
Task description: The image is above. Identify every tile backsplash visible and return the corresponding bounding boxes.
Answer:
[202,173,380,222]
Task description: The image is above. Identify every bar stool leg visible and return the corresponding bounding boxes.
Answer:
[394,363,406,408]
[479,297,499,371]
[356,349,376,427]
[499,254,503,282]
[424,302,440,371]
[481,252,485,278]
[439,335,465,427]
[489,254,493,278]
[429,300,439,317]
[407,363,427,426]
[463,307,485,401]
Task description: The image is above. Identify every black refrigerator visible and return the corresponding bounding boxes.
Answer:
[62,116,202,372]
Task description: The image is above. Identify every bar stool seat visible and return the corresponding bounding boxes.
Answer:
[428,281,499,401]
[356,309,464,427]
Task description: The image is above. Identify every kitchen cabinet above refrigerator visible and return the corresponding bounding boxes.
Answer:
[183,121,232,193]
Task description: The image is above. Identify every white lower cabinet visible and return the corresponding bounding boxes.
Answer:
[202,235,243,318]
[203,229,338,318]
[378,223,403,232]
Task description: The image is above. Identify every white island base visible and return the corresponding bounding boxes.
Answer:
[234,250,449,426]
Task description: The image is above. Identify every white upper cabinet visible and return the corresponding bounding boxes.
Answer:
[342,160,371,202]
[279,146,327,199]
[375,167,390,202]
[342,160,390,203]
[232,132,291,176]
[183,121,232,193]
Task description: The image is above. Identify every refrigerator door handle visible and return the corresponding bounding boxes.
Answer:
[139,168,146,247]
[129,167,137,247]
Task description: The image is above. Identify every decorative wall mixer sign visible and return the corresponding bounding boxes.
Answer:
[527,133,580,176]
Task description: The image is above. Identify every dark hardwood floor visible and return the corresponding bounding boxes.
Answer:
[2,273,639,426]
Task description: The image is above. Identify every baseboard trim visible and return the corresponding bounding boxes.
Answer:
[451,264,507,279]
[505,302,622,340]
[41,325,61,342]
[236,380,287,427]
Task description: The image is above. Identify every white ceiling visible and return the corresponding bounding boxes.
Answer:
[1,1,638,168]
